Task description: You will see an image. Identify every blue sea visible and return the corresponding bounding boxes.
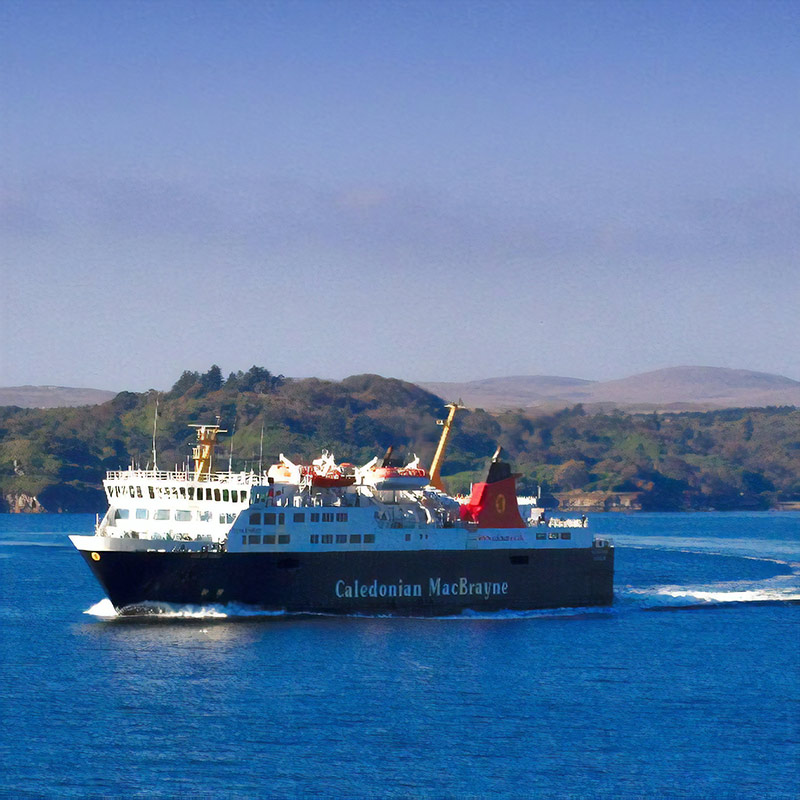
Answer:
[1,512,798,799]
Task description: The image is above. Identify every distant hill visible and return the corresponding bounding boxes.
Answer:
[0,386,117,408]
[419,367,800,411]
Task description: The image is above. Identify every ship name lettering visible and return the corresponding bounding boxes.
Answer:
[428,577,509,599]
[335,579,422,599]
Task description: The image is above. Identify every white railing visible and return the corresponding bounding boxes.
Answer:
[105,468,262,484]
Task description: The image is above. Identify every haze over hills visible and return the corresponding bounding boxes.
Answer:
[2,367,800,411]
[420,367,800,411]
[0,386,117,409]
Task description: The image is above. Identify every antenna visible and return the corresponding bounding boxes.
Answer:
[228,417,236,473]
[151,395,159,471]
[258,422,265,476]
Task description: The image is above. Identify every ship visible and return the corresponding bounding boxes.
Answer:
[70,407,614,615]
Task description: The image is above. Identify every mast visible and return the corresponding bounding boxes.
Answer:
[189,424,227,481]
[428,402,464,492]
[151,395,159,471]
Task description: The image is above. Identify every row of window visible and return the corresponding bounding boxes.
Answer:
[240,533,376,547]
[309,534,375,544]
[244,534,291,545]
[114,508,236,524]
[247,511,349,526]
[108,485,248,503]
[536,531,572,540]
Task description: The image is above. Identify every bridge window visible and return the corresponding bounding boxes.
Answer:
[148,486,155,499]
[278,513,285,525]
[135,509,148,520]
[114,509,129,520]
[214,489,221,502]
[293,513,305,523]
[175,510,192,522]
[311,513,320,522]
[548,532,559,540]
[536,532,546,540]
[249,512,262,525]
[560,532,571,540]
[222,490,229,502]
[336,513,348,522]
[153,509,170,521]
[322,513,334,522]
[264,513,276,525]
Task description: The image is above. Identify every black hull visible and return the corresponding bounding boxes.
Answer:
[79,547,614,615]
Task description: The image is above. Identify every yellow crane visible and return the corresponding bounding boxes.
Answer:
[189,423,227,481]
[428,402,465,492]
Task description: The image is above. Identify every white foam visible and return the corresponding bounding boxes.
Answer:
[84,598,117,617]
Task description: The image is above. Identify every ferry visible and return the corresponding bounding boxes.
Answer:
[70,411,614,615]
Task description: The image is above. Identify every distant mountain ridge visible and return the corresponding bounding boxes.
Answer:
[3,366,799,410]
[0,386,117,408]
[420,367,800,411]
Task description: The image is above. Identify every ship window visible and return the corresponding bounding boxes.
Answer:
[561,532,571,540]
[349,534,361,544]
[220,513,235,524]
[548,532,559,540]
[154,509,170,521]
[510,555,529,565]
[293,513,305,523]
[336,534,347,544]
[137,486,143,498]
[264,534,276,544]
[135,509,148,520]
[310,534,319,544]
[175,510,192,522]
[311,513,320,523]
[278,513,285,525]
[148,486,155,499]
[187,487,194,500]
[179,487,186,499]
[248,534,260,545]
[536,532,546,540]
[241,535,246,545]
[249,512,262,525]
[278,534,290,544]
[264,513,276,525]
[405,534,411,541]
[114,509,130,520]
[222,490,229,502]
[129,486,135,497]
[199,510,212,522]
[322,512,334,522]
[322,534,333,543]
[214,489,221,502]
[364,534,375,544]
[336,513,348,522]
[196,488,204,500]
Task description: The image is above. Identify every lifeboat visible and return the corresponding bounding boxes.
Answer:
[359,455,429,491]
[269,452,356,488]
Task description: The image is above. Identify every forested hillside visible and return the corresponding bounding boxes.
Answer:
[1,365,798,512]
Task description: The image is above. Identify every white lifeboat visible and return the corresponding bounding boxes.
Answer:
[359,455,429,491]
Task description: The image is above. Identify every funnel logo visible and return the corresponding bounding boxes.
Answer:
[495,494,507,514]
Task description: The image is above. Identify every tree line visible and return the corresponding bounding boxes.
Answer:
[0,365,798,512]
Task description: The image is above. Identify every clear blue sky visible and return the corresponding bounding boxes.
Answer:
[2,0,798,391]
